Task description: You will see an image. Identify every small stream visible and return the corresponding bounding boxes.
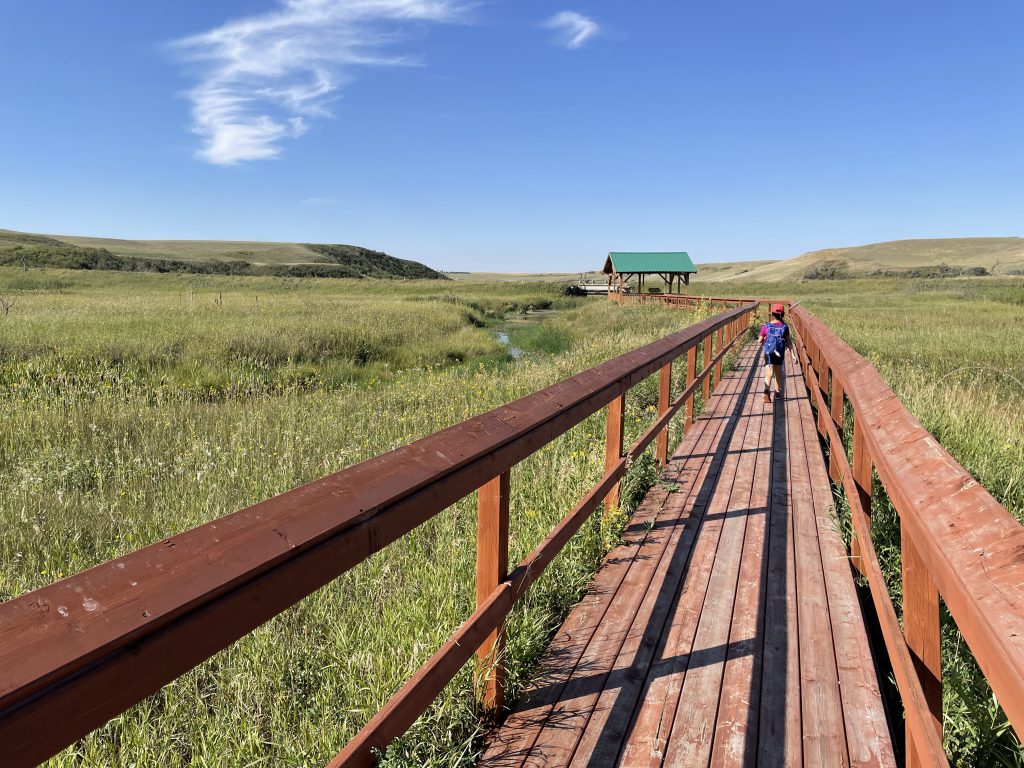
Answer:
[495,331,524,360]
[494,309,557,361]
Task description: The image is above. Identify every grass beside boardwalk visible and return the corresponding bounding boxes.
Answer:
[696,277,1024,766]
[0,268,724,767]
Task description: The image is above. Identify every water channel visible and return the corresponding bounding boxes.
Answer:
[493,308,558,361]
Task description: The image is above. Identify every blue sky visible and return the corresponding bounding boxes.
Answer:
[1,1,1021,271]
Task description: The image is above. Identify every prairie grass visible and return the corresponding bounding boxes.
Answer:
[0,268,719,767]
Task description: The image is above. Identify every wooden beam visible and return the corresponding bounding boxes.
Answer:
[656,362,671,466]
[903,531,943,767]
[605,394,626,513]
[684,345,697,428]
[476,471,510,712]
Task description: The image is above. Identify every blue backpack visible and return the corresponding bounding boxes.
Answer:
[763,323,787,364]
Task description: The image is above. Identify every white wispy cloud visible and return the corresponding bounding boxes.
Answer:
[544,11,599,49]
[171,0,469,165]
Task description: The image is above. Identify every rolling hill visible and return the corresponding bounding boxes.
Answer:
[709,238,1024,282]
[0,229,447,280]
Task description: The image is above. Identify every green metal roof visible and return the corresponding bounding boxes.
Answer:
[603,252,696,274]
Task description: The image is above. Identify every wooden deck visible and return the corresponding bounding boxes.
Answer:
[480,343,896,768]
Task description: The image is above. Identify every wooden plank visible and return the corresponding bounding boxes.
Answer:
[662,355,764,767]
[614,350,760,767]
[543,350,758,766]
[709,352,773,767]
[787,355,850,768]
[477,472,511,711]
[795,368,895,767]
[582,347,761,767]
[568,376,758,765]
[757,348,803,768]
[480,350,755,767]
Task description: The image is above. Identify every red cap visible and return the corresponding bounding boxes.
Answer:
[771,303,785,315]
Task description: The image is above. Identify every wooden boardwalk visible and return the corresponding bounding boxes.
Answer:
[480,343,896,768]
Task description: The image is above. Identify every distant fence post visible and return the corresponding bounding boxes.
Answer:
[605,394,626,513]
[476,471,510,712]
[656,363,672,466]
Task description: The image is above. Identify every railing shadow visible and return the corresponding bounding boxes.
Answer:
[747,352,791,767]
[575,349,763,765]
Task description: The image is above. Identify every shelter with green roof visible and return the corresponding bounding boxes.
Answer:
[603,252,697,296]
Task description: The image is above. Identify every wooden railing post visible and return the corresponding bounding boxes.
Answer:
[829,379,845,482]
[850,417,872,576]
[656,363,672,466]
[903,531,943,767]
[816,364,830,439]
[605,394,626,513]
[476,471,510,713]
[702,335,712,401]
[684,345,697,429]
[803,333,814,390]
[714,328,724,385]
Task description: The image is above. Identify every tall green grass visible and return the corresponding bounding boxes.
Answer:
[0,268,718,766]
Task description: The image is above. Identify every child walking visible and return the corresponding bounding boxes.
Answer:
[759,303,789,404]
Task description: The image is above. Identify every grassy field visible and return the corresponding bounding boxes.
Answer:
[1,267,1021,765]
[0,268,726,767]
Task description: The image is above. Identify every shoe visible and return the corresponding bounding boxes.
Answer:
[762,393,771,404]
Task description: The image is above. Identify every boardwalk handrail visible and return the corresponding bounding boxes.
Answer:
[0,298,756,767]
[788,307,1024,766]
